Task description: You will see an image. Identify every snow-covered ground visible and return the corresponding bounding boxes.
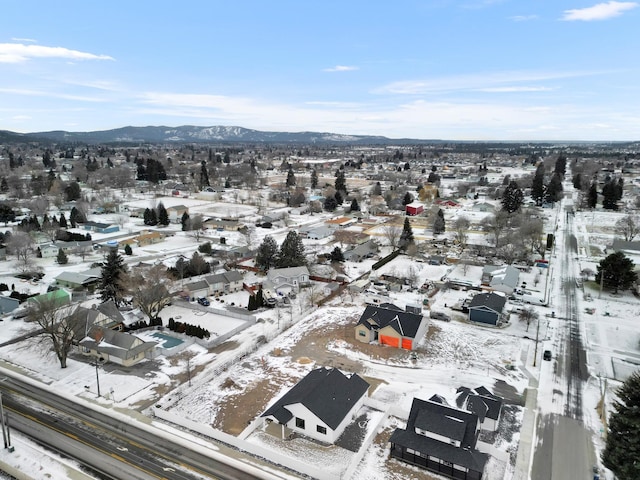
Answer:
[0,191,637,479]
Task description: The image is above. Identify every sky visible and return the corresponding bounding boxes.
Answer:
[0,0,639,141]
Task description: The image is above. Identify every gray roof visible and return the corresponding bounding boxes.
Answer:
[267,266,310,281]
[468,292,506,313]
[55,271,100,285]
[205,270,244,285]
[389,397,487,473]
[611,239,640,252]
[80,326,156,360]
[461,386,503,422]
[185,280,209,292]
[261,367,369,430]
[356,305,424,339]
[483,265,520,289]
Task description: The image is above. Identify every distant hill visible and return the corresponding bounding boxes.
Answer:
[8,125,437,145]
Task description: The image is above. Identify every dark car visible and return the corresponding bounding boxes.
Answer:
[543,350,552,361]
[197,297,210,306]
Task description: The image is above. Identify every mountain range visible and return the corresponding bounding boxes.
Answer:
[0,125,436,145]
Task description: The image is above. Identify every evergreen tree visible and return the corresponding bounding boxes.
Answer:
[59,212,68,228]
[350,198,360,212]
[402,192,414,206]
[401,216,415,247]
[247,294,257,311]
[588,182,598,209]
[501,180,524,213]
[335,170,347,194]
[124,244,133,255]
[602,181,619,210]
[334,191,343,206]
[256,286,264,308]
[0,177,8,193]
[615,178,624,201]
[277,231,306,268]
[372,182,382,196]
[554,155,567,177]
[255,235,279,271]
[329,246,344,263]
[310,169,318,189]
[99,249,128,306]
[596,252,637,293]
[572,173,582,190]
[324,196,338,211]
[157,202,169,226]
[531,164,545,206]
[199,160,210,188]
[432,209,445,235]
[545,173,563,203]
[286,166,296,187]
[181,212,190,231]
[602,371,640,480]
[69,206,85,227]
[56,248,68,265]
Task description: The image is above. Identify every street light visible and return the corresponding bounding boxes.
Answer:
[94,357,106,397]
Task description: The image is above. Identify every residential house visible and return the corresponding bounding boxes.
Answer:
[81,221,120,234]
[470,202,496,213]
[261,367,369,444]
[481,265,520,296]
[343,240,379,262]
[405,202,424,216]
[27,289,72,308]
[610,238,640,255]
[136,230,165,247]
[79,325,157,367]
[204,271,244,295]
[355,304,429,350]
[325,216,356,228]
[468,292,507,326]
[301,225,334,240]
[39,243,60,259]
[456,386,503,433]
[183,279,210,300]
[204,218,243,231]
[389,397,488,480]
[167,205,189,224]
[55,270,101,291]
[266,266,310,294]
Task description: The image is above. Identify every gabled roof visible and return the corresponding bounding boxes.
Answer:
[468,292,506,313]
[184,280,209,292]
[482,265,520,289]
[261,367,369,430]
[267,266,310,280]
[356,305,424,339]
[460,386,503,422]
[205,270,244,285]
[55,271,100,285]
[80,326,156,360]
[389,397,487,472]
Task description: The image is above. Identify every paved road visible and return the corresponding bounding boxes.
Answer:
[531,197,596,480]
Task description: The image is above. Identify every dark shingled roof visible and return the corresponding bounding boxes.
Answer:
[356,305,424,339]
[468,292,506,313]
[389,397,487,473]
[261,368,369,430]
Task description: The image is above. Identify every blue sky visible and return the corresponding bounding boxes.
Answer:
[0,0,638,141]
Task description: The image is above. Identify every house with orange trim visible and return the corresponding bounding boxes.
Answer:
[355,304,428,350]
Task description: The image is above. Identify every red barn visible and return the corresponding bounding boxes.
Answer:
[405,202,424,216]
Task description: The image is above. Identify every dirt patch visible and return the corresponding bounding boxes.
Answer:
[212,317,411,435]
[210,340,240,354]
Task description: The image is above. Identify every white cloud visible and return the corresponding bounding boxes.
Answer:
[0,87,108,102]
[510,15,539,21]
[11,37,36,43]
[561,1,638,21]
[0,43,114,63]
[373,70,603,95]
[478,86,554,92]
[323,65,358,72]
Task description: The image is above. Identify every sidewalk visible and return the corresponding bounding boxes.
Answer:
[513,344,539,480]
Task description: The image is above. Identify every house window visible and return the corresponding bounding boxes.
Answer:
[295,417,305,430]
[358,330,367,337]
[316,425,327,435]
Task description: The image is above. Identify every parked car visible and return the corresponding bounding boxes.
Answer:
[543,350,552,361]
[430,311,451,322]
[197,297,210,306]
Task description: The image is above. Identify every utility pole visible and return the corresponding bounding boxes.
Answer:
[533,318,541,367]
[0,392,7,448]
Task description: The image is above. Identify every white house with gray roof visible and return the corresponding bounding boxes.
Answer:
[266,266,310,294]
[481,265,520,295]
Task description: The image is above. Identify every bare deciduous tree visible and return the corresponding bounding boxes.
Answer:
[127,264,174,322]
[454,217,470,251]
[518,307,539,332]
[25,296,79,368]
[615,215,640,242]
[382,224,403,250]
